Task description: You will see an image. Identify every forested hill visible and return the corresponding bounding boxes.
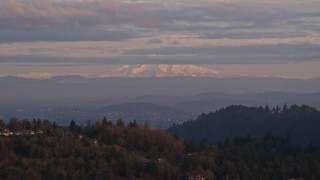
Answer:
[168,104,320,144]
[1,118,320,179]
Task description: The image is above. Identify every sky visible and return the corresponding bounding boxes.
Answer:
[0,0,320,79]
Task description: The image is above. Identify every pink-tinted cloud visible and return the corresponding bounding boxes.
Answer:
[0,0,164,30]
[16,72,53,79]
[1,0,319,42]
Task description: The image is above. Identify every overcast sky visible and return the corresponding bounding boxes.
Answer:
[0,0,319,79]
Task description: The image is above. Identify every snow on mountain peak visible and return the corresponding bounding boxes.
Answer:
[98,64,228,78]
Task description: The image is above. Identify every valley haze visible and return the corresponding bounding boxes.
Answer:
[1,68,320,127]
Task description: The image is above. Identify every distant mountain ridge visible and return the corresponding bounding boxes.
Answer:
[1,76,320,103]
[98,64,227,77]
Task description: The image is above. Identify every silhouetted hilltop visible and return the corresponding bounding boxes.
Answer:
[168,104,320,144]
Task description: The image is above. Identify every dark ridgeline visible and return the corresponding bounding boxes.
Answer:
[168,104,320,145]
[0,104,320,179]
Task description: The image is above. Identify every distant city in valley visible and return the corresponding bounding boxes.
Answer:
[1,70,320,127]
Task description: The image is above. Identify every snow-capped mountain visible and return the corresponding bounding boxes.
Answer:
[98,64,228,78]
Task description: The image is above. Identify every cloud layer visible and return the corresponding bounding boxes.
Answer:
[0,0,319,70]
[1,0,319,42]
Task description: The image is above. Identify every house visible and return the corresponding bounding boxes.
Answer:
[1,129,12,136]
[21,130,31,135]
[36,129,44,134]
[0,129,42,136]
[189,175,205,180]
[14,131,22,136]
[21,130,35,135]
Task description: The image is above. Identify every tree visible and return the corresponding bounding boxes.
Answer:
[102,117,112,126]
[116,119,124,127]
[8,118,22,131]
[0,120,5,130]
[283,104,288,112]
[264,104,270,113]
[128,120,137,128]
[275,105,281,113]
[69,120,80,133]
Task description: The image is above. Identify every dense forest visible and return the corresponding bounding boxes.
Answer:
[0,105,320,179]
[168,104,320,145]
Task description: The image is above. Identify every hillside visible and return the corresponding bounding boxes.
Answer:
[168,104,320,144]
[1,118,320,179]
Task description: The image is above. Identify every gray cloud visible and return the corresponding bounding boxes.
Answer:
[148,38,163,44]
[159,4,320,39]
[0,0,164,30]
[1,44,319,65]
[0,28,141,43]
[124,44,320,64]
[0,0,162,42]
[0,0,319,42]
[199,31,306,39]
